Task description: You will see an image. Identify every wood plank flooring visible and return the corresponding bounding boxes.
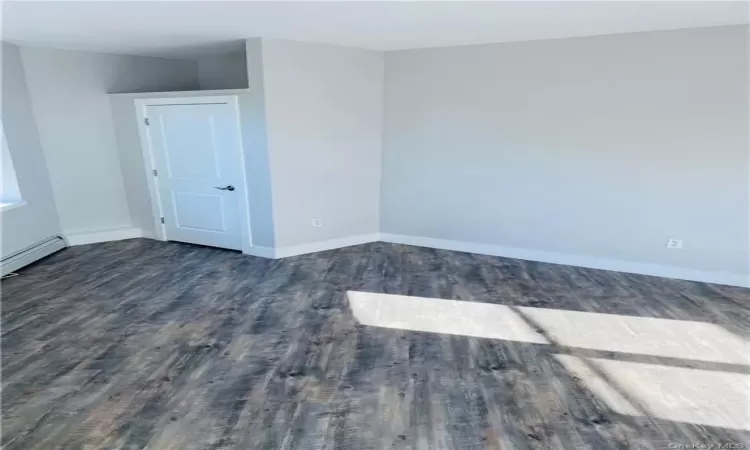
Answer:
[2,238,749,449]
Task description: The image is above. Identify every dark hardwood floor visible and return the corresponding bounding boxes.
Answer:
[2,238,748,449]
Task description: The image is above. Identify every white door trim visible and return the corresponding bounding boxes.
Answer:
[134,95,253,253]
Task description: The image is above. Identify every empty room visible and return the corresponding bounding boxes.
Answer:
[1,1,748,449]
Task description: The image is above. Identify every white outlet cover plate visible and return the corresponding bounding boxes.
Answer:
[666,239,683,249]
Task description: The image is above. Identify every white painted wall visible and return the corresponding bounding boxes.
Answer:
[1,43,62,256]
[381,25,749,276]
[197,51,248,90]
[260,39,384,248]
[19,47,199,237]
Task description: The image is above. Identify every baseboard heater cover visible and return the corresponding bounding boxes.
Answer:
[1,236,67,276]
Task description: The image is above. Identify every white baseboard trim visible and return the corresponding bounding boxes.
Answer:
[59,226,749,287]
[1,236,67,275]
[244,245,276,259]
[65,228,145,246]
[274,233,380,259]
[141,229,159,240]
[380,233,749,288]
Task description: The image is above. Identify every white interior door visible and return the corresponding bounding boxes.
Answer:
[145,101,244,250]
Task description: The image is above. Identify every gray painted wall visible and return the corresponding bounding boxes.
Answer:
[1,43,62,256]
[19,47,199,236]
[197,51,249,90]
[260,39,384,248]
[241,39,276,248]
[381,25,749,275]
[108,96,153,235]
[111,39,384,252]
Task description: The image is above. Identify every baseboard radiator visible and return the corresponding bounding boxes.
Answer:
[1,236,67,276]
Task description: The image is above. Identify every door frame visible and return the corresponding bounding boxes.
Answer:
[134,95,253,253]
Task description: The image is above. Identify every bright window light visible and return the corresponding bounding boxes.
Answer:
[1,123,23,207]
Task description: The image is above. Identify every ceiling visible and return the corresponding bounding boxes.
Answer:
[4,1,749,58]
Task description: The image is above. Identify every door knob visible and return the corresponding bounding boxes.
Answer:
[215,185,235,191]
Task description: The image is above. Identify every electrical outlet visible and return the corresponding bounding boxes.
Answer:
[666,239,683,249]
[312,219,323,228]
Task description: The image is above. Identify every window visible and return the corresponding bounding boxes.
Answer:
[1,123,23,209]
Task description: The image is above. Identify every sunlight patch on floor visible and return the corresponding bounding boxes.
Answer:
[555,355,750,430]
[518,305,748,365]
[347,291,749,365]
[347,290,750,431]
[347,291,548,344]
